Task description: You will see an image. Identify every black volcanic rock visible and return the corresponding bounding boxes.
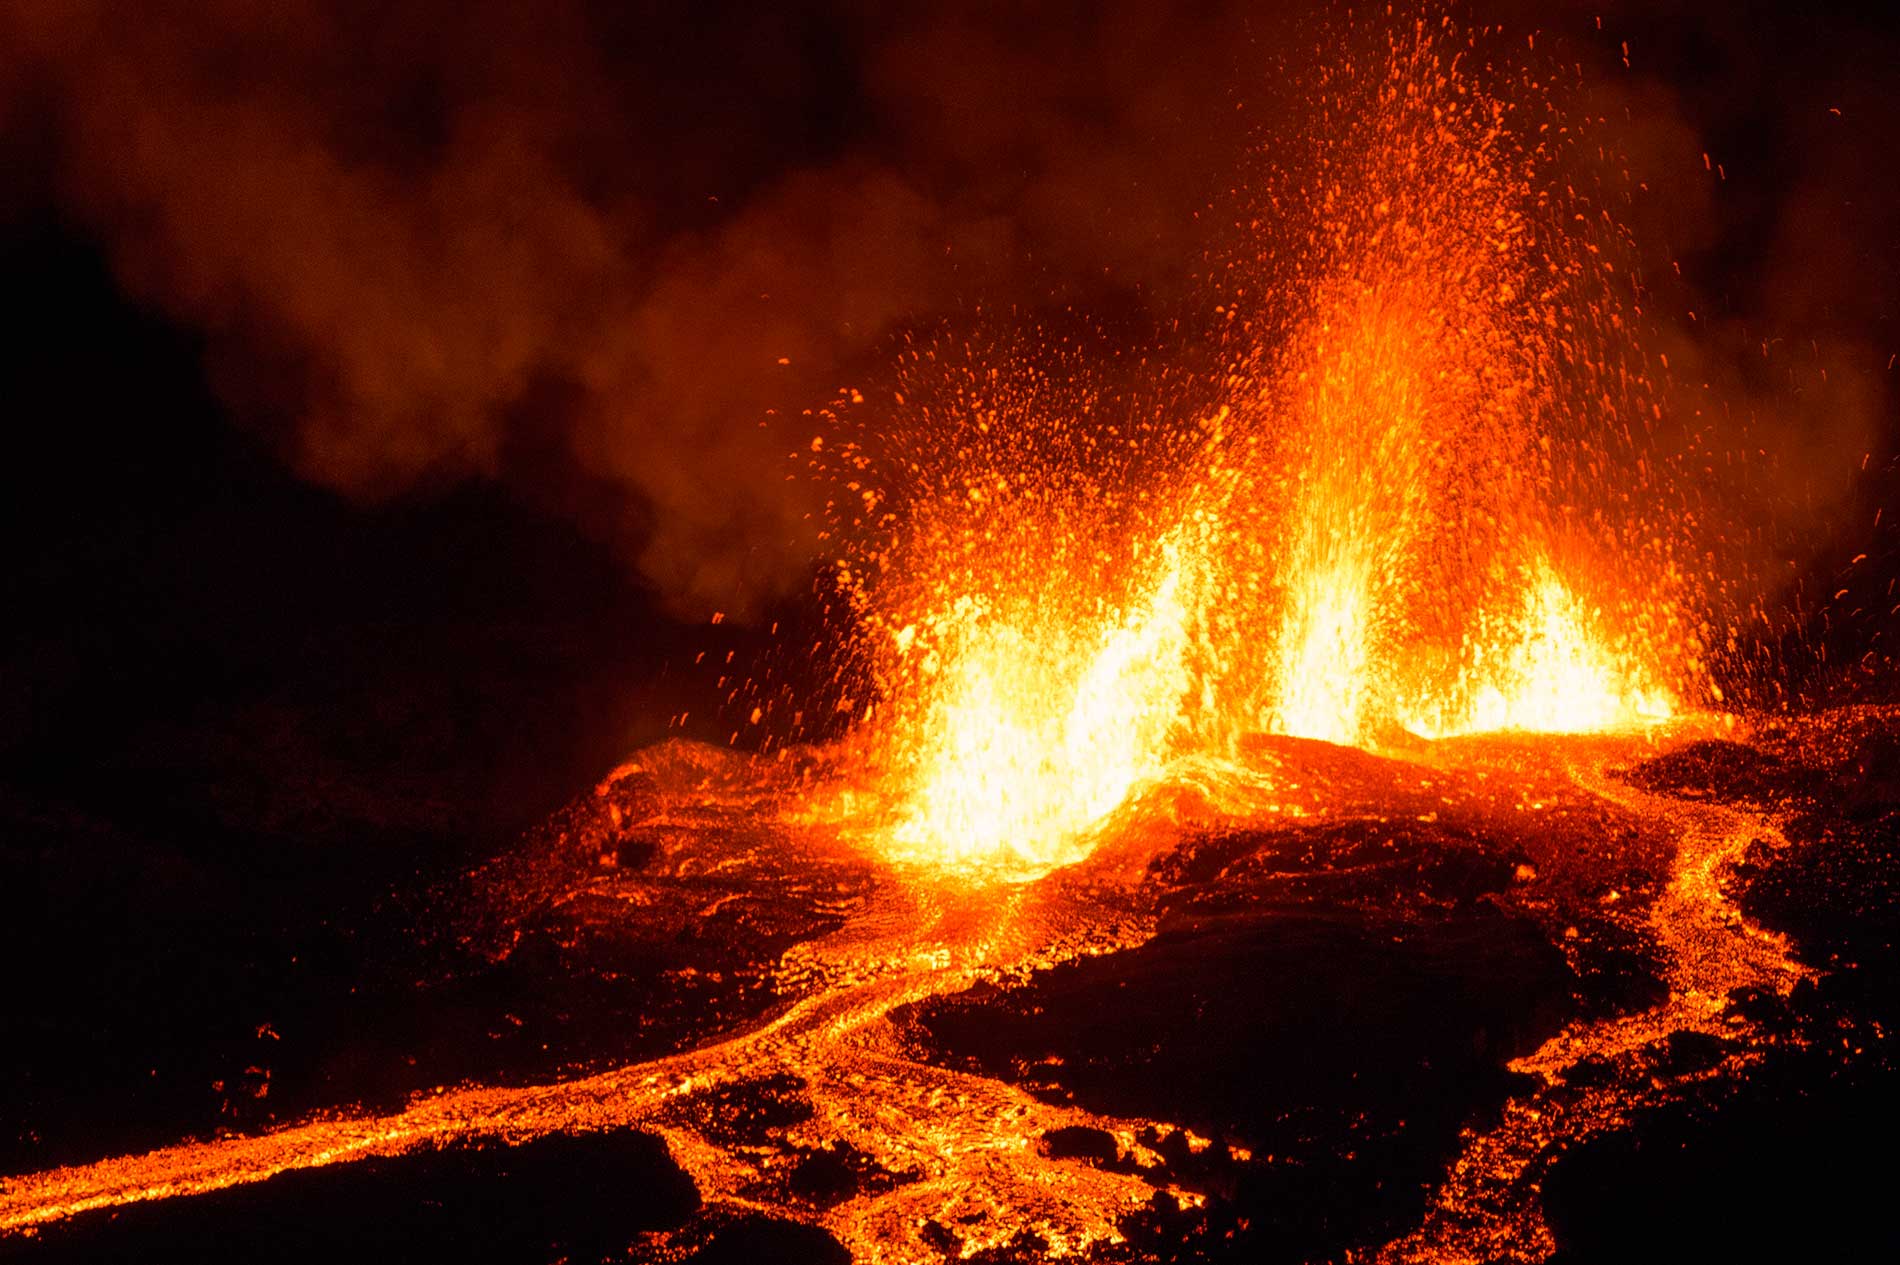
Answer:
[1041,1124,1121,1165]
[687,1215,851,1261]
[1618,738,1819,807]
[1623,714,1900,979]
[0,745,872,1176]
[665,1072,815,1147]
[1550,709,1900,1263]
[1542,998,1900,1264]
[686,1213,852,1265]
[788,1142,908,1206]
[1150,819,1521,912]
[1743,806,1900,972]
[905,900,1573,1262]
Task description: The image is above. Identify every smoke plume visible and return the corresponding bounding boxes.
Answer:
[0,0,1266,616]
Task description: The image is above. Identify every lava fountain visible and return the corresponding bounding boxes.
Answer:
[818,335,1218,877]
[824,15,1703,875]
[882,533,1198,871]
[5,14,1789,1265]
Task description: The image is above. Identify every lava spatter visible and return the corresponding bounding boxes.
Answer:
[817,15,1699,876]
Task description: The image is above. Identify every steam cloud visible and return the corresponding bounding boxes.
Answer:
[1,1,1890,635]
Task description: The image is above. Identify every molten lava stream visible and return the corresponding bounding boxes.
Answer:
[1,713,1815,1265]
[652,869,1196,1259]
[0,827,1195,1260]
[1378,722,1811,1264]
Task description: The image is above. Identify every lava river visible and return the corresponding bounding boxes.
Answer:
[1,712,1819,1263]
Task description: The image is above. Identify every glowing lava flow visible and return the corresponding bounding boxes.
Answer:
[0,826,1189,1259]
[1273,538,1379,747]
[0,724,1813,1265]
[1379,727,1810,1265]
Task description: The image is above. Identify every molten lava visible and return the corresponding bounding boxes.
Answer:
[1399,558,1677,739]
[884,532,1197,872]
[827,18,1702,874]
